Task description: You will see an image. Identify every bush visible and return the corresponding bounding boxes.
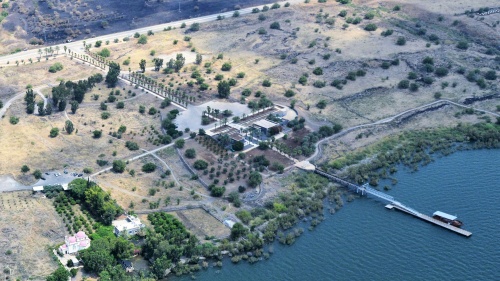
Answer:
[284,90,295,97]
[364,24,377,31]
[381,62,391,69]
[434,67,449,77]
[381,29,393,37]
[398,80,410,89]
[312,67,323,75]
[190,23,200,32]
[142,163,156,173]
[262,79,272,87]
[408,72,418,80]
[93,130,102,138]
[148,107,157,115]
[101,112,111,119]
[313,80,326,88]
[125,141,139,151]
[456,41,468,50]
[339,10,347,17]
[364,12,375,20]
[210,186,226,197]
[193,160,208,170]
[409,83,419,92]
[50,128,59,138]
[137,35,148,44]
[9,116,19,125]
[185,149,196,158]
[316,100,327,109]
[270,22,280,29]
[112,160,126,173]
[396,37,406,46]
[48,63,64,73]
[98,48,110,57]
[175,139,185,148]
[221,62,232,71]
[484,70,497,80]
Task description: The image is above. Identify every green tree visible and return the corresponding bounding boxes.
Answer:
[139,59,146,73]
[65,120,74,134]
[232,141,244,151]
[230,222,248,240]
[217,80,231,98]
[184,148,196,159]
[138,34,148,44]
[70,100,79,114]
[142,163,156,173]
[21,165,30,173]
[46,266,70,281]
[33,169,42,179]
[248,171,262,187]
[112,160,126,173]
[105,62,121,87]
[175,138,185,148]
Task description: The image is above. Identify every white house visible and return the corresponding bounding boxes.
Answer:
[58,231,91,254]
[112,215,145,236]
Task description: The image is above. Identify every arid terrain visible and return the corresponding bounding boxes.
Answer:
[0,0,499,280]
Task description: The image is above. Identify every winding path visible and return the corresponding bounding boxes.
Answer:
[0,87,47,118]
[306,99,500,163]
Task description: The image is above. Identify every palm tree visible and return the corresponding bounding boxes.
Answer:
[55,46,60,55]
[38,49,42,59]
[44,48,48,57]
[48,46,53,56]
[63,46,67,53]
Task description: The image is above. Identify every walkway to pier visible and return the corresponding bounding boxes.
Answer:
[297,161,472,237]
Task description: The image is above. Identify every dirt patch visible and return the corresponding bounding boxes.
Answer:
[0,191,66,280]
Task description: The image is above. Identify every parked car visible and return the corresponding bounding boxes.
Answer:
[45,172,50,175]
[78,174,83,177]
[40,177,46,180]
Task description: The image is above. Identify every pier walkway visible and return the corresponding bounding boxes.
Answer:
[308,164,472,237]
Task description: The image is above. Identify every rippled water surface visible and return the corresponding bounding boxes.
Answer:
[175,150,500,281]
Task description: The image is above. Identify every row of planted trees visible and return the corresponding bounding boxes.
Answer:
[127,71,195,107]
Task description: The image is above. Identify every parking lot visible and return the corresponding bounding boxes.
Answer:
[33,170,85,187]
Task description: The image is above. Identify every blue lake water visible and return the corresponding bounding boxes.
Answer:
[175,149,500,281]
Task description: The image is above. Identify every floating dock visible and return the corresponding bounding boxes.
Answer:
[311,168,473,238]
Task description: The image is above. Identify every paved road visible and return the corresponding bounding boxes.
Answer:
[0,0,304,66]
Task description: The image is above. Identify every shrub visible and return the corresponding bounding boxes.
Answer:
[313,80,326,88]
[381,29,393,37]
[339,10,347,17]
[142,163,156,173]
[312,67,323,75]
[284,90,295,97]
[148,107,157,115]
[346,72,356,81]
[221,62,232,71]
[112,160,126,173]
[258,27,267,35]
[116,101,125,109]
[364,12,375,20]
[185,149,196,159]
[210,186,226,197]
[409,83,419,92]
[364,24,377,31]
[298,75,307,85]
[232,141,244,151]
[50,128,59,138]
[316,100,327,109]
[125,141,139,151]
[271,3,280,9]
[435,67,449,77]
[396,37,406,46]
[193,160,208,170]
[270,22,280,29]
[398,80,410,89]
[98,48,110,57]
[137,35,148,44]
[262,79,272,87]
[101,112,111,119]
[175,139,185,148]
[48,63,63,73]
[381,62,391,69]
[9,116,19,125]
[456,41,468,50]
[190,23,200,32]
[408,72,418,80]
[484,70,497,80]
[93,130,102,138]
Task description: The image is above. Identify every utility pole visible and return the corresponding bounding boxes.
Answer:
[178,1,181,12]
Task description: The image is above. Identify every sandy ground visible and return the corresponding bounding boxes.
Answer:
[0,191,65,280]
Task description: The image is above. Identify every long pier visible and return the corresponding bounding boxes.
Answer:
[311,166,472,237]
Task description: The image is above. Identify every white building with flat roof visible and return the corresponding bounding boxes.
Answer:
[112,215,145,236]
